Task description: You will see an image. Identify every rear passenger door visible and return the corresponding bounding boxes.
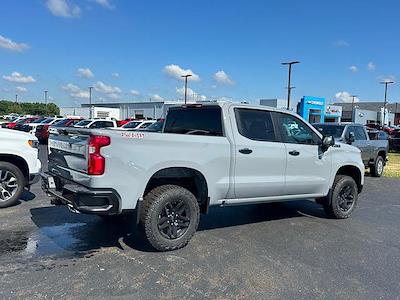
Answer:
[232,108,287,198]
[273,112,331,196]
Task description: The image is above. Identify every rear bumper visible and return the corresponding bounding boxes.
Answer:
[41,172,121,215]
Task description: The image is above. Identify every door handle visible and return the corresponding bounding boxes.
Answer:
[239,148,252,154]
[288,150,300,156]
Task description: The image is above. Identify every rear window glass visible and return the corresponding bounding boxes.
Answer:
[314,124,345,138]
[235,108,276,142]
[164,106,223,136]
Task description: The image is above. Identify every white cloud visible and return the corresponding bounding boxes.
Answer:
[16,86,27,93]
[150,94,164,101]
[93,81,121,94]
[3,72,36,83]
[367,61,376,71]
[349,65,358,72]
[333,40,349,47]
[176,87,207,101]
[163,64,200,82]
[46,0,81,18]
[130,89,140,96]
[77,68,94,78]
[0,35,29,52]
[93,0,113,9]
[213,70,234,85]
[62,83,89,99]
[378,75,396,83]
[111,72,120,78]
[334,91,359,103]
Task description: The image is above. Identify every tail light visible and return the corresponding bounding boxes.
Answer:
[88,135,110,175]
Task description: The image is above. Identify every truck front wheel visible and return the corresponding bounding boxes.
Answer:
[370,156,384,177]
[141,184,200,251]
[0,162,25,208]
[323,175,358,219]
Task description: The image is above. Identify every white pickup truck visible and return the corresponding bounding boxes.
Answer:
[42,102,364,251]
[0,129,41,208]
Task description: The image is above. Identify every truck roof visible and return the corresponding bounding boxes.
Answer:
[169,101,301,117]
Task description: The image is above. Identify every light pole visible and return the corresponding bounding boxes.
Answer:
[351,95,357,122]
[181,74,192,104]
[15,94,18,103]
[380,81,394,125]
[281,61,300,110]
[44,90,49,116]
[88,86,93,119]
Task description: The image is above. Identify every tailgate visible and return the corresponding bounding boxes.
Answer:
[48,128,90,174]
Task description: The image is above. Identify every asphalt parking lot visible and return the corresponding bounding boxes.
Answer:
[1,146,400,300]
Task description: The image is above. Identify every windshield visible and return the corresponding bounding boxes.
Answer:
[313,124,345,139]
[75,120,91,127]
[145,120,164,131]
[42,118,54,124]
[122,121,142,129]
[53,119,69,126]
[32,117,47,123]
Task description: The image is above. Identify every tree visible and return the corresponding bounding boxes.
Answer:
[0,100,60,116]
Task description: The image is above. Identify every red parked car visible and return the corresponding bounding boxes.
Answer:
[36,117,83,143]
[9,117,39,130]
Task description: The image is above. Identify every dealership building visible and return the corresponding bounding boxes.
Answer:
[333,101,399,125]
[60,98,400,126]
[60,101,183,120]
[260,96,343,123]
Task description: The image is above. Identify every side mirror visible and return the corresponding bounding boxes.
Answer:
[321,135,335,152]
[347,132,355,144]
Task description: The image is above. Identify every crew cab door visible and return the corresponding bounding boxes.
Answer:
[273,112,331,196]
[231,107,286,198]
[346,125,371,164]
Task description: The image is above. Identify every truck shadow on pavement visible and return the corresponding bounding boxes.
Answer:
[5,190,36,208]
[28,200,326,255]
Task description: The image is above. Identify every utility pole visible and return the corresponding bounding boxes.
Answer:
[281,61,300,110]
[181,74,192,104]
[380,81,394,125]
[44,90,49,116]
[351,95,357,122]
[88,86,93,119]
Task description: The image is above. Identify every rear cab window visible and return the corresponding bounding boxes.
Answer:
[164,105,223,136]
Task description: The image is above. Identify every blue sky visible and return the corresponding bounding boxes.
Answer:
[1,0,399,107]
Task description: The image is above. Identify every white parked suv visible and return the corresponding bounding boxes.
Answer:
[113,120,156,130]
[0,129,41,208]
[42,102,364,251]
[74,119,117,129]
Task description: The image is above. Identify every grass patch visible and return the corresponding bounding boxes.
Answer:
[384,152,400,178]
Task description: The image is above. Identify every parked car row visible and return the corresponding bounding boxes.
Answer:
[2,113,165,144]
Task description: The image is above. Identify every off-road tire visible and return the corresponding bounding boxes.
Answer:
[0,162,25,208]
[141,184,200,251]
[323,175,358,219]
[370,156,384,177]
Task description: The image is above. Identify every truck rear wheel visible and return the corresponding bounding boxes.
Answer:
[0,162,25,208]
[370,156,384,177]
[141,184,200,251]
[323,175,358,219]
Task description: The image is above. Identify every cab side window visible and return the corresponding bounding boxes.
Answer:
[234,108,277,142]
[274,112,320,145]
